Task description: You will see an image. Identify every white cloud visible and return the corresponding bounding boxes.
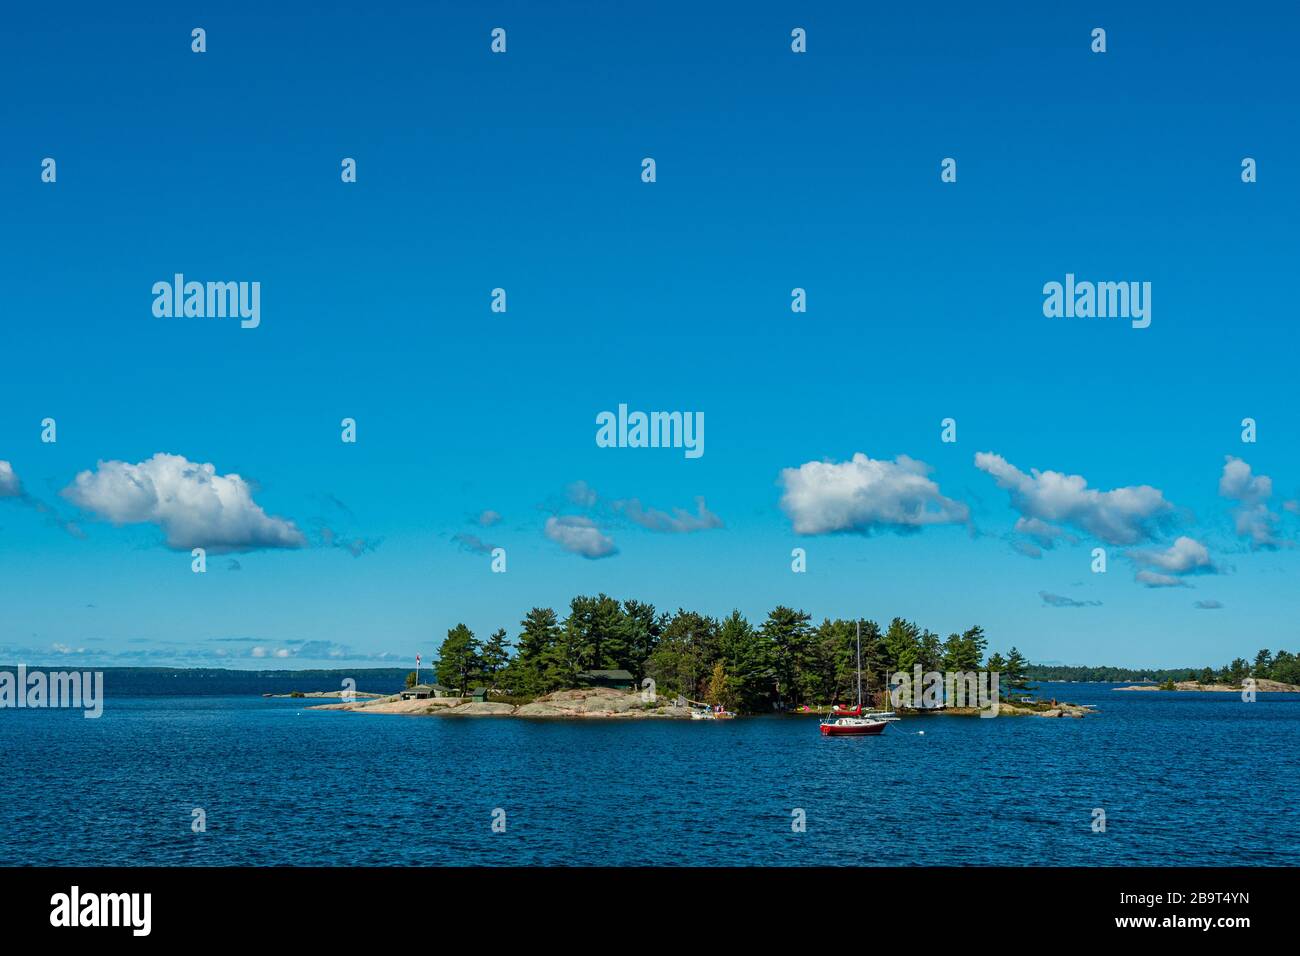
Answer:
[1014,516,1075,548]
[1136,570,1190,588]
[1129,535,1216,575]
[1219,456,1284,549]
[544,515,617,558]
[974,452,1172,546]
[614,496,723,533]
[62,452,306,553]
[778,453,969,535]
[0,460,20,497]
[477,509,502,527]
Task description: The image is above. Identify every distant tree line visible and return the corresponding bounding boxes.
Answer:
[430,594,1035,712]
[1030,650,1300,687]
[1198,649,1300,687]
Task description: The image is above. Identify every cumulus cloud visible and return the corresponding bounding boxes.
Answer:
[779,453,969,535]
[1014,516,1076,549]
[1193,599,1224,610]
[544,515,617,558]
[1219,456,1285,549]
[975,452,1172,546]
[62,452,306,553]
[613,496,723,534]
[1128,536,1217,578]
[0,460,21,497]
[1039,591,1102,608]
[477,509,502,527]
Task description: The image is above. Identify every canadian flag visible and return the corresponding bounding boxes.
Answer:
[416,654,421,666]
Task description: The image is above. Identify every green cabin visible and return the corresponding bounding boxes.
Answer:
[576,669,636,691]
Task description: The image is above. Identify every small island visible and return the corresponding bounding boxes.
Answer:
[295,596,1094,720]
[1116,679,1300,693]
[1112,648,1300,693]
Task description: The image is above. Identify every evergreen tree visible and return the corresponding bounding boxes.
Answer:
[564,594,628,671]
[1003,646,1032,697]
[716,610,773,712]
[514,607,563,695]
[1252,649,1272,678]
[645,609,718,699]
[435,624,481,696]
[619,600,662,679]
[882,618,922,674]
[480,628,512,688]
[762,606,812,708]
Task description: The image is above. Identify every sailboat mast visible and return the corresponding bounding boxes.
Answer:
[855,621,862,708]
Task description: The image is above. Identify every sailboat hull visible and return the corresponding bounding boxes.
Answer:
[819,719,886,736]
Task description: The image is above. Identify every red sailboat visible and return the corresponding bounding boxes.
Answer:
[820,622,886,736]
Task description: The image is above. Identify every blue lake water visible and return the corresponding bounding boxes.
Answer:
[1,682,1297,866]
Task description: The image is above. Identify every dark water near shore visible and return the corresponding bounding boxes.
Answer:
[2,682,1297,866]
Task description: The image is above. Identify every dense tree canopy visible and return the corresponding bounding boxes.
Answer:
[429,594,1299,710]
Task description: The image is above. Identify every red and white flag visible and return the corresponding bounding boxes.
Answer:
[416,654,421,666]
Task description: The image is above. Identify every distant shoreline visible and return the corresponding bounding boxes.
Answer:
[1114,679,1300,693]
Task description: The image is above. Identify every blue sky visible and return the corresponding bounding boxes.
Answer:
[2,1,1298,669]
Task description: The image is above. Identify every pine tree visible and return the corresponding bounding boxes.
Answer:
[435,624,482,696]
[619,600,661,679]
[716,609,772,712]
[480,628,512,688]
[1003,646,1032,698]
[514,607,563,695]
[762,606,812,708]
[883,618,922,674]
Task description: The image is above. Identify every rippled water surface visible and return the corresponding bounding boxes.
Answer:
[2,683,1297,865]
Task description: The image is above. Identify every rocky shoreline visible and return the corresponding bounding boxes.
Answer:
[310,686,692,719]
[308,687,1095,719]
[1114,679,1300,693]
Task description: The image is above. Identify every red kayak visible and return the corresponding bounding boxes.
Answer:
[820,717,886,736]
